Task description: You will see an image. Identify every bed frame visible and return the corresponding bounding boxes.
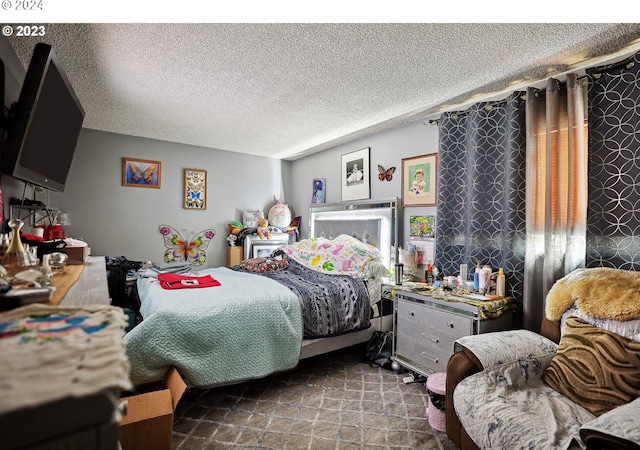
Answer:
[300,198,401,359]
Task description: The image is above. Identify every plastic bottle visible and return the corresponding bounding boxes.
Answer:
[473,262,481,290]
[478,269,487,291]
[477,264,490,292]
[459,263,468,284]
[496,268,506,297]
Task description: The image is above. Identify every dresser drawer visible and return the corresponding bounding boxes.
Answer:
[422,307,473,339]
[396,330,452,373]
[397,298,473,339]
[395,296,476,374]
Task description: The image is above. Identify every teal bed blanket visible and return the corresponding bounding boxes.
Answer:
[125,267,303,387]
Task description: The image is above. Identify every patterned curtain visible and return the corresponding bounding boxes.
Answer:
[522,75,587,331]
[587,52,640,269]
[435,92,527,325]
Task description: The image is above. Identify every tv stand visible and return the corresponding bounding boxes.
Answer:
[9,200,62,229]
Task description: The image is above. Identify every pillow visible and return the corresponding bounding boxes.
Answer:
[543,317,640,416]
[283,234,384,277]
[242,210,264,228]
[363,259,390,279]
[580,398,640,449]
[237,257,288,274]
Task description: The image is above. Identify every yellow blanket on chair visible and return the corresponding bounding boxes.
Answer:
[545,268,640,322]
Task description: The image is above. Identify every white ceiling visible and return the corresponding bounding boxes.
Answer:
[7,23,640,161]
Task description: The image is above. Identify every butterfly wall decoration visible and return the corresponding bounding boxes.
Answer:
[184,169,207,209]
[122,157,161,188]
[378,165,396,181]
[159,224,215,266]
[130,163,156,184]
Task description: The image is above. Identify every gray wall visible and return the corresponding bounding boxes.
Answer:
[2,36,439,269]
[288,120,439,248]
[2,129,291,268]
[1,38,291,268]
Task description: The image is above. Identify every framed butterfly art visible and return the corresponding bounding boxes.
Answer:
[159,224,216,266]
[122,157,161,188]
[184,168,207,209]
[377,165,396,182]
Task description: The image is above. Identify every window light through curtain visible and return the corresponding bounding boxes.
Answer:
[522,73,588,331]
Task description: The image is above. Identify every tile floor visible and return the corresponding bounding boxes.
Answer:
[171,344,457,449]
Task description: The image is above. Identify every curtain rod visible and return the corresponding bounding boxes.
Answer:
[425,95,523,125]
[587,54,636,78]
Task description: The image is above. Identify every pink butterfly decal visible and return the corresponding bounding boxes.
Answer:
[159,224,215,266]
[378,165,396,181]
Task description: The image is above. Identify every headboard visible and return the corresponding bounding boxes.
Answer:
[309,198,401,270]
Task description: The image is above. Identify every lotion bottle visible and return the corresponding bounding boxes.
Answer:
[496,268,506,297]
[473,262,481,290]
[482,265,492,287]
[478,264,488,292]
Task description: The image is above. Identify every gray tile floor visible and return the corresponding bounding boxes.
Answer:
[171,345,457,449]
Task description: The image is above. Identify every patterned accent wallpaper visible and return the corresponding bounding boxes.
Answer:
[587,52,640,270]
[435,92,527,305]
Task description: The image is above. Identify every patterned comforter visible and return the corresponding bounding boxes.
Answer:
[234,259,371,338]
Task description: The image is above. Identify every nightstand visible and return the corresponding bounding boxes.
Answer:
[390,285,515,376]
[226,246,243,267]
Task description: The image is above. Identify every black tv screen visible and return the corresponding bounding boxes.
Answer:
[1,43,85,192]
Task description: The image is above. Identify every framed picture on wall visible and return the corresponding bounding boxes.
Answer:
[184,168,207,209]
[341,147,370,201]
[312,178,326,204]
[252,243,284,258]
[122,157,161,188]
[409,215,436,238]
[402,153,438,206]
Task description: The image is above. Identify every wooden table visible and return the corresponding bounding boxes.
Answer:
[46,256,110,307]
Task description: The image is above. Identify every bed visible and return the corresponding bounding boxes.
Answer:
[125,198,400,388]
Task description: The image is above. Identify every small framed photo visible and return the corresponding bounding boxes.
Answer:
[341,147,370,201]
[402,153,438,206]
[184,168,207,209]
[312,178,326,204]
[410,215,436,238]
[122,157,161,188]
[252,243,282,258]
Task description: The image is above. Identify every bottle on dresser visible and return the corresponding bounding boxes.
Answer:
[496,268,506,297]
[473,262,481,290]
[478,263,491,292]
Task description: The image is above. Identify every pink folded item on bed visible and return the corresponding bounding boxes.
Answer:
[157,273,221,289]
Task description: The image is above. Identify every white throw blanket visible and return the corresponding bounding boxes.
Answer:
[454,331,595,449]
[125,267,303,387]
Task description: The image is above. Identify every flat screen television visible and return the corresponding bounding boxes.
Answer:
[0,43,85,192]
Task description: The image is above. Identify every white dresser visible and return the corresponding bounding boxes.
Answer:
[392,290,513,376]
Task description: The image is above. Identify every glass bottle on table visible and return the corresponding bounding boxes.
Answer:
[2,219,32,278]
[0,233,10,260]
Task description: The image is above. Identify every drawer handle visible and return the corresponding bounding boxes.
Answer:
[421,333,439,343]
[420,351,439,364]
[410,311,415,317]
[447,322,455,328]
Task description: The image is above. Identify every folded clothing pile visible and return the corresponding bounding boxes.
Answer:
[0,304,132,415]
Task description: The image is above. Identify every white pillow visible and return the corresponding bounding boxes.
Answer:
[242,210,263,228]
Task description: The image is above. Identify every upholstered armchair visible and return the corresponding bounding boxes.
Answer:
[445,268,640,450]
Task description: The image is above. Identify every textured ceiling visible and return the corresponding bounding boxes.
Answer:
[7,23,640,161]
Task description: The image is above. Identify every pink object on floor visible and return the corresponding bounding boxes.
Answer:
[426,372,447,432]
